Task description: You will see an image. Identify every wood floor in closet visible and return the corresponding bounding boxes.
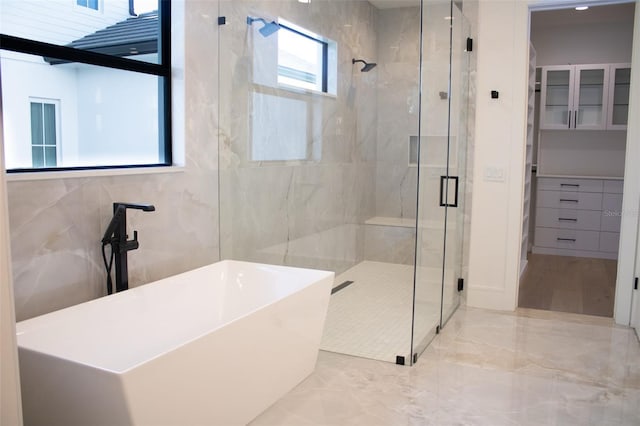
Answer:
[518,254,618,318]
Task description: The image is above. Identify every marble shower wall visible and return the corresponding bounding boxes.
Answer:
[362,7,422,266]
[218,0,379,274]
[6,1,221,321]
[374,7,420,221]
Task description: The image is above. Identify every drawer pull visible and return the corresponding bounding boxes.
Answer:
[560,184,580,188]
[558,218,578,222]
[557,238,577,242]
[559,199,579,203]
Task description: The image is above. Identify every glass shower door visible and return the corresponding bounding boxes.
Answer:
[411,0,452,359]
[440,2,471,327]
[412,0,471,361]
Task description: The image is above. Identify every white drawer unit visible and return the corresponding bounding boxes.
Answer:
[537,190,603,211]
[533,177,623,259]
[534,228,600,251]
[603,180,624,194]
[537,177,604,193]
[601,192,623,232]
[535,208,602,231]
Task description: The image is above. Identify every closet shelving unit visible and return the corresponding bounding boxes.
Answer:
[520,43,536,277]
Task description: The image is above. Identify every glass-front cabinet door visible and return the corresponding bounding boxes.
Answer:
[541,66,573,129]
[540,64,609,130]
[607,64,631,130]
[574,65,609,130]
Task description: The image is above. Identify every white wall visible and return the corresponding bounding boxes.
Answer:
[531,4,635,66]
[0,67,23,426]
[466,0,530,311]
[75,59,160,166]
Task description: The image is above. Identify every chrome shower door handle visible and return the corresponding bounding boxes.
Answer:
[440,175,459,208]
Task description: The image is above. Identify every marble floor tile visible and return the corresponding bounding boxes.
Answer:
[251,307,640,426]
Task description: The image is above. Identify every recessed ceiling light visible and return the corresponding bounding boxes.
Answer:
[298,0,311,3]
[575,6,589,11]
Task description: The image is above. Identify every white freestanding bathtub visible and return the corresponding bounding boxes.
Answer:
[16,260,334,426]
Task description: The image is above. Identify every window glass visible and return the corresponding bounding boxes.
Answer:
[77,0,99,10]
[0,0,170,171]
[30,101,58,167]
[277,27,325,93]
[250,17,334,95]
[2,51,162,169]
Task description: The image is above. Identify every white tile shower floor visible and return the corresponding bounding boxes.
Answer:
[320,261,444,363]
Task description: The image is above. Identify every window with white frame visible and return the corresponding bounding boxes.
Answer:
[29,99,59,168]
[76,0,100,11]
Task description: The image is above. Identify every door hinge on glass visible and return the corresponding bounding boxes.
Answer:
[218,16,226,25]
[466,37,473,52]
[457,278,464,292]
[635,277,638,290]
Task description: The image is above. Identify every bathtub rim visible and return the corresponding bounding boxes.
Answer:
[16,260,334,374]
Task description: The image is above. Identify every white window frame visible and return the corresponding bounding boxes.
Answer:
[29,98,61,168]
[75,0,101,12]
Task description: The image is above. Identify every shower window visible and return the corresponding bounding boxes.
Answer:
[251,17,336,96]
[277,21,328,93]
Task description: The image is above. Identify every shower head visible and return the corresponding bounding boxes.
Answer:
[352,58,377,72]
[247,16,281,37]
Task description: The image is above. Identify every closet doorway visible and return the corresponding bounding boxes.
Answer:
[518,2,635,318]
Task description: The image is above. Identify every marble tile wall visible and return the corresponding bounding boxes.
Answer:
[374,6,421,221]
[7,1,221,321]
[218,0,379,274]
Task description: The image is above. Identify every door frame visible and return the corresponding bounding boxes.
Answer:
[526,0,640,326]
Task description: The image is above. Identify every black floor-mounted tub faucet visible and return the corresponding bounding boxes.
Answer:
[101,202,155,294]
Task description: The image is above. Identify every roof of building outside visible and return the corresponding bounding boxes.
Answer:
[48,10,158,64]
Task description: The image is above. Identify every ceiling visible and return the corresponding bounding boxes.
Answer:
[532,2,635,28]
[368,0,421,9]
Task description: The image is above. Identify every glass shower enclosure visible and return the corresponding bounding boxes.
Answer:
[217,0,473,365]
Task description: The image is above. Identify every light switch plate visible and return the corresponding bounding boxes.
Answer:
[484,166,505,182]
